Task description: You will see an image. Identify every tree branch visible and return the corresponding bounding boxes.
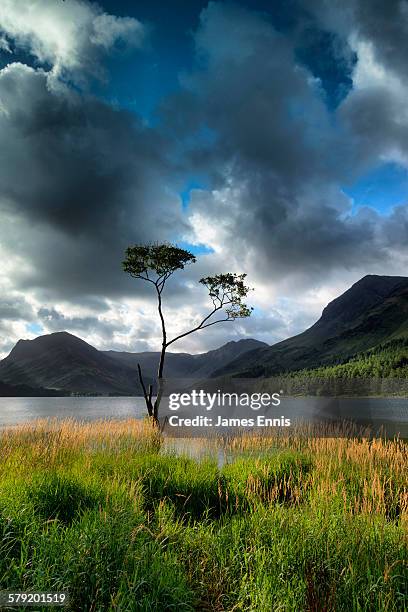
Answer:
[165,305,235,347]
[199,317,234,328]
[130,272,156,285]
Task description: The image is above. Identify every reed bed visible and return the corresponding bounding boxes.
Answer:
[0,418,406,611]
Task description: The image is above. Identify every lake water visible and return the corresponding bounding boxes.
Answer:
[0,396,407,437]
[0,396,146,426]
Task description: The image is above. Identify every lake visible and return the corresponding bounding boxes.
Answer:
[0,395,407,437]
[0,396,146,426]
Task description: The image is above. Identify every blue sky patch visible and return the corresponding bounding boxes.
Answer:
[344,162,408,214]
[26,323,43,335]
[179,179,208,209]
[177,241,214,256]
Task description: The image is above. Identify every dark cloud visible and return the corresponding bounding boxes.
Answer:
[161,2,400,286]
[0,63,187,299]
[339,85,408,174]
[294,26,357,108]
[0,296,34,321]
[382,205,408,249]
[309,0,408,177]
[307,0,408,81]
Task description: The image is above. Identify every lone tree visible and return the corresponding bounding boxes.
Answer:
[123,243,253,425]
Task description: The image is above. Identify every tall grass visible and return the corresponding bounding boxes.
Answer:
[0,419,406,611]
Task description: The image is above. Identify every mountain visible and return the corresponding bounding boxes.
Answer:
[2,274,406,393]
[104,338,267,379]
[215,275,408,377]
[0,332,145,395]
[0,332,267,395]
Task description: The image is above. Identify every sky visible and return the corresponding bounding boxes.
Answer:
[0,0,408,356]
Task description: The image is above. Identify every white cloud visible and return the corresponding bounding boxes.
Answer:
[0,0,145,83]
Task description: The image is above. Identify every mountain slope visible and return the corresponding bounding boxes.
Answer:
[0,333,267,395]
[215,275,408,377]
[0,332,144,395]
[289,338,408,380]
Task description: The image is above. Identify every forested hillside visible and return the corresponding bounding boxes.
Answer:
[290,338,408,379]
[277,339,408,396]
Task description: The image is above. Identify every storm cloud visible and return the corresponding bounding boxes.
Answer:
[168,3,406,287]
[0,62,186,299]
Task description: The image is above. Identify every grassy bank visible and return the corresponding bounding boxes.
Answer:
[0,419,406,611]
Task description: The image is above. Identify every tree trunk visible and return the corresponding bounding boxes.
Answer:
[152,283,167,427]
[137,363,155,421]
[152,342,166,427]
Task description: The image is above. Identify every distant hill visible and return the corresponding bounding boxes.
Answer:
[0,333,267,396]
[214,275,408,377]
[104,338,266,378]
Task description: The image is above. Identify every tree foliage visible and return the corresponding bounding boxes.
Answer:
[123,244,196,289]
[200,273,253,321]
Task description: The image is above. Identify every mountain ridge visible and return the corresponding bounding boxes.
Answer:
[1,274,407,393]
[214,275,408,377]
[0,333,267,395]
[104,338,266,378]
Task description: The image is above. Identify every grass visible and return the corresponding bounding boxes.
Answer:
[0,419,406,611]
